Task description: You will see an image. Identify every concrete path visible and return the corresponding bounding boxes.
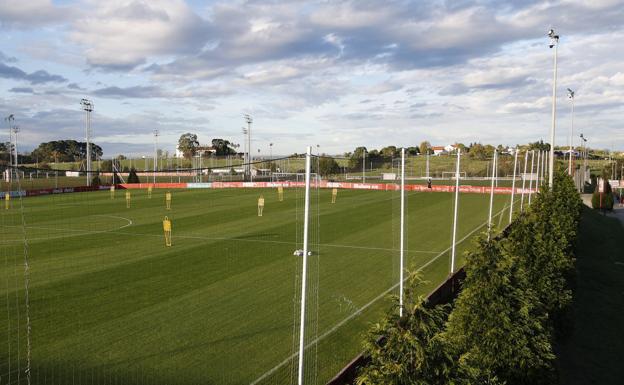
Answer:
[581,193,624,226]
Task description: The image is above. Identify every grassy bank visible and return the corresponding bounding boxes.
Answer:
[557,206,624,384]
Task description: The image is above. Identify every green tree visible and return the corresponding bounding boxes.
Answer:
[91,173,101,186]
[406,146,420,155]
[127,167,140,183]
[178,133,199,159]
[468,143,487,160]
[357,272,458,385]
[211,138,237,156]
[315,156,340,176]
[379,146,399,159]
[419,141,432,155]
[445,236,556,384]
[349,146,368,169]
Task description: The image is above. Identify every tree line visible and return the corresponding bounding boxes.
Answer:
[358,167,582,384]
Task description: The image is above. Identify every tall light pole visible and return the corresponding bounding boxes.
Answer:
[12,125,19,169]
[244,114,253,181]
[548,29,559,188]
[567,88,575,175]
[580,134,587,189]
[80,98,94,186]
[362,148,366,183]
[4,114,14,178]
[153,129,159,184]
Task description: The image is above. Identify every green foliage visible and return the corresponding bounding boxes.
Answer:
[527,140,550,152]
[467,143,494,160]
[591,180,614,210]
[406,146,420,155]
[445,236,556,384]
[31,140,103,162]
[127,167,140,183]
[357,272,458,385]
[357,167,581,384]
[177,133,199,159]
[315,156,340,176]
[210,138,237,156]
[91,174,101,186]
[419,141,432,155]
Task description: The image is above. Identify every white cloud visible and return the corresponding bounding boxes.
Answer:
[0,0,69,27]
[70,0,209,69]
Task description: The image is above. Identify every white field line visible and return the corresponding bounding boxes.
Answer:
[0,215,133,242]
[0,224,439,254]
[249,202,512,385]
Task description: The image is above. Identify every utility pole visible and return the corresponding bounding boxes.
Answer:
[399,148,405,317]
[450,148,461,274]
[488,150,497,240]
[244,114,253,181]
[297,146,312,385]
[547,29,559,188]
[153,129,159,184]
[12,126,19,170]
[567,89,575,175]
[509,147,519,223]
[80,99,94,186]
[362,148,366,183]
[4,114,14,181]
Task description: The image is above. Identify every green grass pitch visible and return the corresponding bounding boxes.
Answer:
[0,187,512,384]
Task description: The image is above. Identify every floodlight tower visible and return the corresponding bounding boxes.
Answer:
[244,114,253,180]
[12,125,19,169]
[80,98,94,186]
[4,114,14,177]
[153,129,159,183]
[567,88,575,175]
[580,133,587,188]
[547,28,559,188]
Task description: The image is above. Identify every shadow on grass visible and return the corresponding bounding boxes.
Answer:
[557,206,624,384]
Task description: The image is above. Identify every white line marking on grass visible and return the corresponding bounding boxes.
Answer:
[0,215,133,242]
[249,203,511,385]
[93,215,133,229]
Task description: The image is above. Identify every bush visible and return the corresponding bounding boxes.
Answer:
[357,272,458,385]
[357,166,582,385]
[91,174,101,186]
[127,168,140,183]
[591,180,613,210]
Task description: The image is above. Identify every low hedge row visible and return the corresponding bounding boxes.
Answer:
[357,167,582,385]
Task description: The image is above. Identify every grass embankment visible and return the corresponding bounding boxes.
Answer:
[557,206,624,384]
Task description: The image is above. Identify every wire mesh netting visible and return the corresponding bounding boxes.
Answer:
[0,150,537,384]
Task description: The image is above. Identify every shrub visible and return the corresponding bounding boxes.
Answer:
[127,168,140,183]
[591,180,613,210]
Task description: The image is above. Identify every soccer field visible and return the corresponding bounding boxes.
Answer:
[1,187,512,384]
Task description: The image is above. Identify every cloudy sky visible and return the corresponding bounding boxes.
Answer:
[0,0,623,157]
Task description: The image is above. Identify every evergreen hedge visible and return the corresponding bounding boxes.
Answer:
[358,167,582,385]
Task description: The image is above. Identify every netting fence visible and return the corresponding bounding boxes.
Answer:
[1,148,552,384]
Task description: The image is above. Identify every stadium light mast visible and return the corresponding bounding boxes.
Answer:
[153,129,159,184]
[244,114,253,181]
[4,114,14,178]
[297,146,312,385]
[580,133,587,188]
[487,150,497,240]
[12,125,19,169]
[567,88,575,175]
[80,98,94,187]
[450,148,461,274]
[520,149,529,212]
[399,147,405,317]
[509,147,519,223]
[362,148,366,183]
[547,28,559,188]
